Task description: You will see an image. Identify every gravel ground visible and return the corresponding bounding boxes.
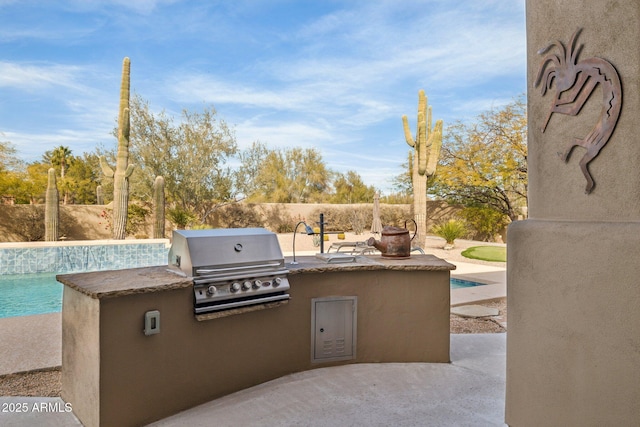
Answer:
[0,236,506,398]
[0,368,61,397]
[450,298,507,334]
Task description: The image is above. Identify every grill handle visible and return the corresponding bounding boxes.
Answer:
[195,262,283,275]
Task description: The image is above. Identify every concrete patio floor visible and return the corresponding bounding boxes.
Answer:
[149,333,507,427]
[0,333,506,427]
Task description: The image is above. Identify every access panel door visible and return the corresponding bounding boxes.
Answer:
[311,296,357,363]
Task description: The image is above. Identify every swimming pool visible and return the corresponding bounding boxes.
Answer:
[0,273,62,318]
[0,274,487,319]
[450,277,487,290]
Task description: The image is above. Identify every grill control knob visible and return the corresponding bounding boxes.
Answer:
[242,281,252,291]
[207,285,217,295]
[273,277,282,287]
[230,282,241,293]
[253,280,262,289]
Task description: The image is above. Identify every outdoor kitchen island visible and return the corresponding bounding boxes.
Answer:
[59,254,455,427]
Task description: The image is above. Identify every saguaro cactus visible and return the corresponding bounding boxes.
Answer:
[402,89,443,249]
[152,176,165,239]
[96,185,103,205]
[100,57,135,240]
[45,168,59,242]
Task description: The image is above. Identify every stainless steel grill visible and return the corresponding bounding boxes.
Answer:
[168,228,290,314]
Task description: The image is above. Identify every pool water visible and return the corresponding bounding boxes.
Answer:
[0,273,62,319]
[450,278,486,290]
[0,274,486,319]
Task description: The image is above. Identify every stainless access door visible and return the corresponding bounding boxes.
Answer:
[311,296,357,363]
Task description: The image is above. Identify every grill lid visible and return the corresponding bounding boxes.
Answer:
[168,228,285,278]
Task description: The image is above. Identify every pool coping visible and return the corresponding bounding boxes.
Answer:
[0,238,171,249]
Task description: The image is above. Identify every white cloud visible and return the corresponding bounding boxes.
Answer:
[234,120,333,151]
[0,62,90,92]
[5,128,113,160]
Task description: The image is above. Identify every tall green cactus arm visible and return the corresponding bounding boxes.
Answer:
[116,106,135,178]
[417,110,427,175]
[425,120,443,177]
[99,156,114,177]
[118,58,130,131]
[418,89,426,115]
[402,91,427,150]
[427,104,432,138]
[402,115,415,147]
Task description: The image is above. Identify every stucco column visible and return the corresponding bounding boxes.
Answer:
[507,1,640,425]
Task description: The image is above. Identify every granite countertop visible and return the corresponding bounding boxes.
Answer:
[286,254,456,274]
[57,255,455,299]
[57,266,192,299]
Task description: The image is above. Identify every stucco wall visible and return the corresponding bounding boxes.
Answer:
[507,221,640,425]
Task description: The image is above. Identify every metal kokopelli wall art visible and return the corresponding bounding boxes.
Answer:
[535,28,622,194]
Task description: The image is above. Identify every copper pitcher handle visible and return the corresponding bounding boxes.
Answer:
[404,219,418,241]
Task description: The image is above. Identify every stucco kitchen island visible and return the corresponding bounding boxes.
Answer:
[58,254,455,427]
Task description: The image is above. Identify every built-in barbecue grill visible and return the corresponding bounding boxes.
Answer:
[168,228,290,315]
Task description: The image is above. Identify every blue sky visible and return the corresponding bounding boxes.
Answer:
[0,0,526,193]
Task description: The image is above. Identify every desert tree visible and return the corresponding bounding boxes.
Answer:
[432,95,527,224]
[127,94,238,224]
[331,170,376,204]
[237,142,330,203]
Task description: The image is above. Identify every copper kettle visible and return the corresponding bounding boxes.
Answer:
[366,219,417,258]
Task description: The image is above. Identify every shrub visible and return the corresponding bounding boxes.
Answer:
[190,223,213,230]
[167,207,196,230]
[349,208,368,234]
[14,206,45,242]
[3,204,77,242]
[459,206,509,242]
[126,204,149,237]
[431,219,467,245]
[261,204,294,233]
[309,206,370,232]
[216,203,263,229]
[379,205,411,227]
